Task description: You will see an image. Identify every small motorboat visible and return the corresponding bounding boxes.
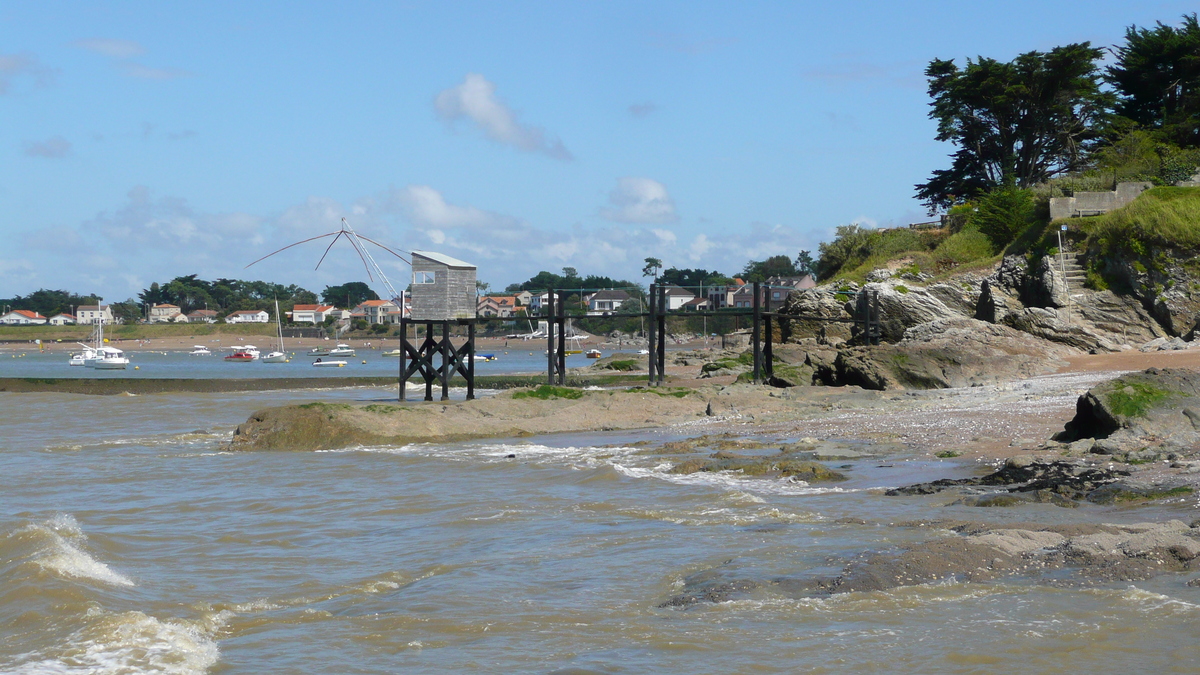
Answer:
[473,353,497,362]
[585,349,602,358]
[262,351,288,363]
[312,358,347,367]
[224,345,259,362]
[381,349,403,357]
[308,347,332,356]
[329,343,356,357]
[189,345,212,356]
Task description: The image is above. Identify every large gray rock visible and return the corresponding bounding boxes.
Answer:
[1054,368,1200,458]
[1101,249,1200,337]
[1002,307,1122,352]
[813,317,1077,390]
[1073,290,1165,344]
[849,282,964,342]
[777,289,852,343]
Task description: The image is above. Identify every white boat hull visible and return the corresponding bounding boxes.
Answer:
[312,360,347,367]
[91,358,129,370]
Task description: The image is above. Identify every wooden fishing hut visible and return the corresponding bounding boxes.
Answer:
[399,251,479,401]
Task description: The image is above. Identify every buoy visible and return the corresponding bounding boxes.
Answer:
[134,366,140,370]
[361,360,367,364]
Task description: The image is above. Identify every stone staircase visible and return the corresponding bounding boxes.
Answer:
[1057,249,1087,298]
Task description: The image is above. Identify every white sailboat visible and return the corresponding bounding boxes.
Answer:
[263,300,288,363]
[83,303,129,369]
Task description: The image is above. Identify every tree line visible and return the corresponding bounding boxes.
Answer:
[915,13,1200,211]
[1,276,389,324]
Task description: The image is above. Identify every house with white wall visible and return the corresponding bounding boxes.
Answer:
[75,305,114,325]
[0,310,48,325]
[149,303,183,323]
[225,309,270,323]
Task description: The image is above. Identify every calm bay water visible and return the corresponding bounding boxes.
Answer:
[3,386,1200,673]
[0,346,603,379]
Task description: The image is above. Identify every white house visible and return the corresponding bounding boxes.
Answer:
[288,304,337,324]
[48,313,76,326]
[662,286,696,311]
[584,290,630,315]
[0,309,47,325]
[76,305,114,325]
[225,309,270,324]
[149,303,183,323]
[352,299,402,325]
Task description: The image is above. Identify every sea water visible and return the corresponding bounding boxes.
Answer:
[0,347,609,379]
[3,387,1200,673]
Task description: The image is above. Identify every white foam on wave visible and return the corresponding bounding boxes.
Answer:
[1090,586,1200,615]
[12,514,134,587]
[612,463,856,497]
[8,606,224,675]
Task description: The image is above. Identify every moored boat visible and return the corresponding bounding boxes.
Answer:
[312,358,347,367]
[329,343,356,357]
[262,299,288,363]
[224,345,259,362]
[585,349,602,358]
[189,345,212,356]
[89,346,129,370]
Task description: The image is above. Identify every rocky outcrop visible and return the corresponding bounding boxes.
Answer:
[660,519,1200,606]
[777,289,852,344]
[1001,307,1123,352]
[1053,368,1200,459]
[1101,248,1200,337]
[850,282,962,342]
[811,317,1076,390]
[886,458,1129,504]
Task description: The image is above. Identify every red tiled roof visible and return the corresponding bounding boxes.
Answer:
[11,310,46,319]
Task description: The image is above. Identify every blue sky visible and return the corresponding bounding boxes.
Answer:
[2,1,1195,301]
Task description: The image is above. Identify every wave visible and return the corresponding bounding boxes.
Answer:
[4,514,134,587]
[612,463,857,497]
[6,607,223,675]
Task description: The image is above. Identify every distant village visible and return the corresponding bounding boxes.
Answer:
[0,274,816,328]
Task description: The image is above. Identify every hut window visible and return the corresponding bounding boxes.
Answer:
[414,271,436,284]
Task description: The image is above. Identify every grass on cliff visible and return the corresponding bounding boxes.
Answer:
[1077,186,1200,255]
[818,222,999,283]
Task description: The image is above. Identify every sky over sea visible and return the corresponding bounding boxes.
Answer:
[2,1,1196,301]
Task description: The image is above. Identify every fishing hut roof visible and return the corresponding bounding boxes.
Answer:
[412,251,475,269]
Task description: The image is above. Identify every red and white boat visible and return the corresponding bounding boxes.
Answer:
[224,345,260,362]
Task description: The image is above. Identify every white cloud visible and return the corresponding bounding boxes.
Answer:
[72,38,191,80]
[84,186,263,251]
[73,38,145,59]
[599,177,679,224]
[23,136,72,158]
[118,63,192,80]
[434,73,572,160]
[388,185,532,243]
[0,52,55,94]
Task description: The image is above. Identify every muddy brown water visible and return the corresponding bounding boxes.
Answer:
[3,378,1200,672]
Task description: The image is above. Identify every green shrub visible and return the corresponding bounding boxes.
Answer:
[603,359,639,371]
[971,186,1037,252]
